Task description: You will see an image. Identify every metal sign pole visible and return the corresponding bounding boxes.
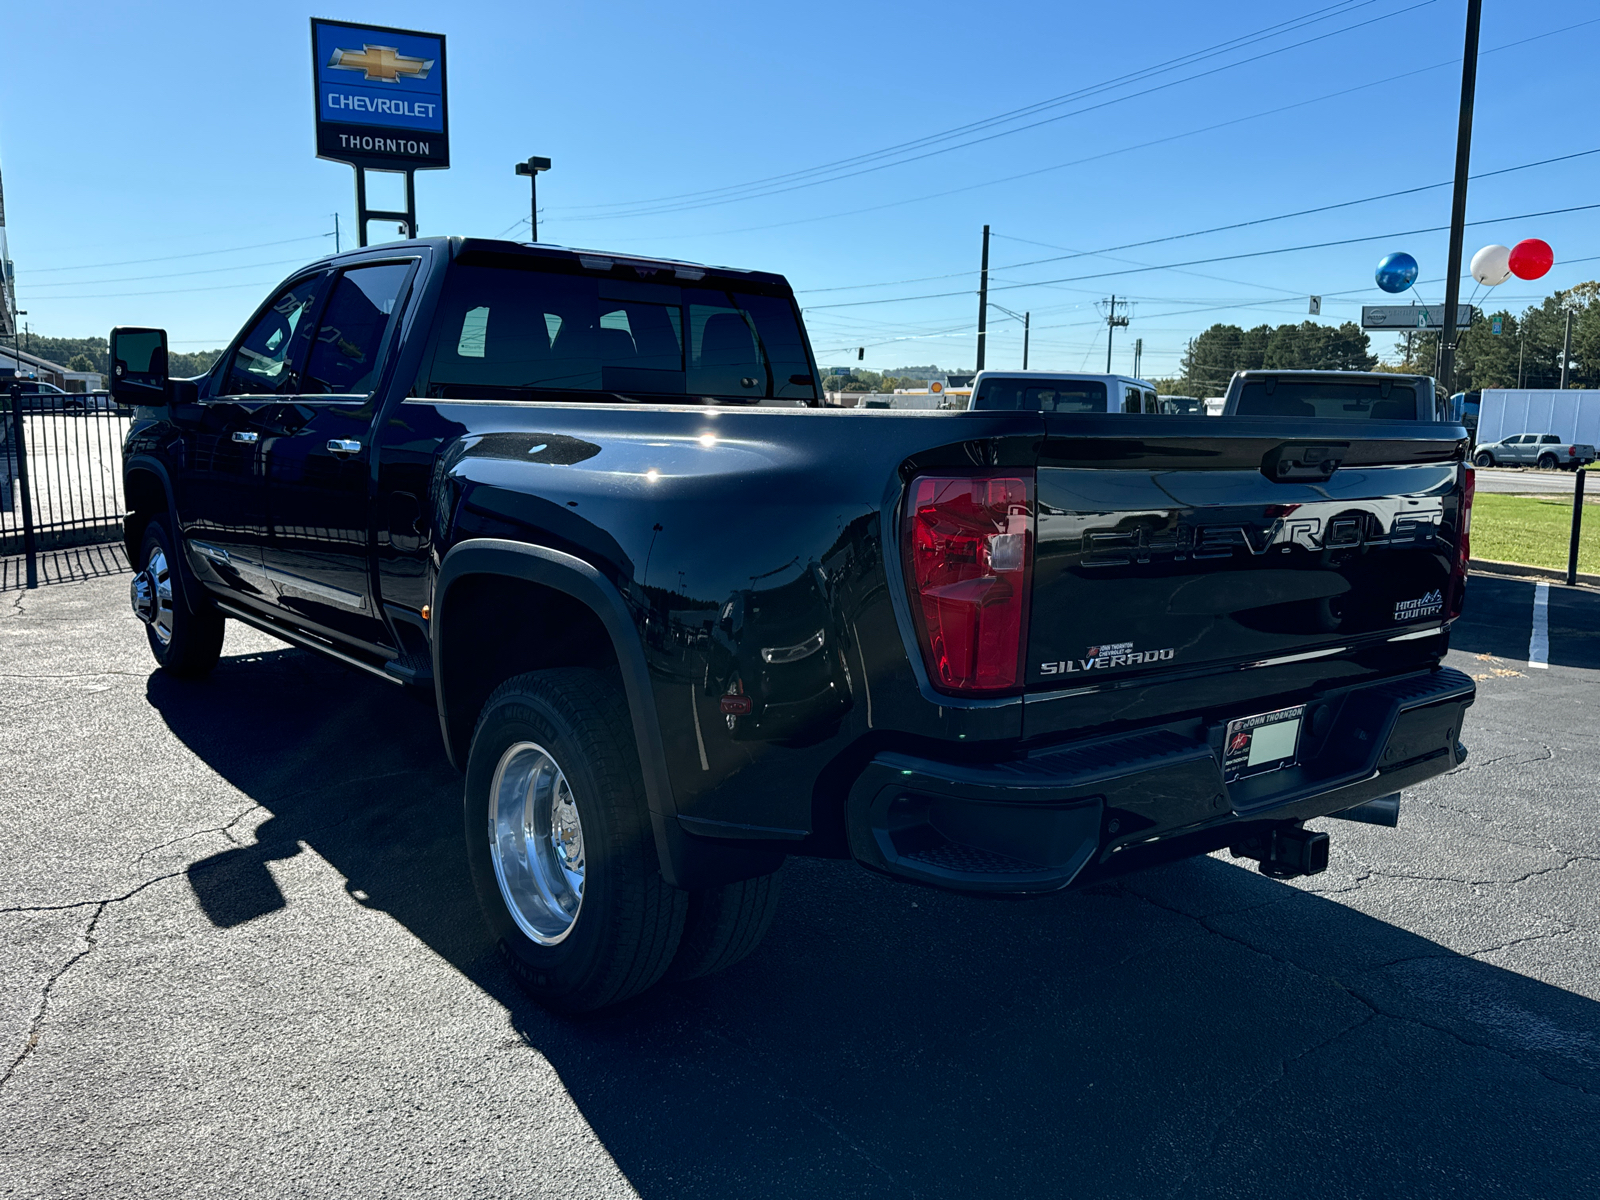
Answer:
[354,166,417,246]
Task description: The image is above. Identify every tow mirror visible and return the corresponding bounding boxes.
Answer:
[110,327,169,407]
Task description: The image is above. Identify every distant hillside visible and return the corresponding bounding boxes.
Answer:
[20,335,222,380]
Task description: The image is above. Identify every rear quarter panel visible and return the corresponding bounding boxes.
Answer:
[399,402,1041,841]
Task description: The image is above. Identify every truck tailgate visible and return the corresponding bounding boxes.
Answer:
[1024,416,1467,733]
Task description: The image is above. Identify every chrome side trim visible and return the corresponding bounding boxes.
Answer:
[270,571,369,611]
[213,599,400,685]
[1388,625,1443,642]
[1243,646,1348,670]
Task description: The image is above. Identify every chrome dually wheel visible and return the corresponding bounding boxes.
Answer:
[131,544,176,646]
[488,741,586,945]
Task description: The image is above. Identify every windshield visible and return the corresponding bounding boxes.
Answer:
[1159,396,1206,415]
[425,261,816,402]
[1236,380,1418,420]
[972,379,1108,413]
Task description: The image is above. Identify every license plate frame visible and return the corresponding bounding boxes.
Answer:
[1223,704,1305,782]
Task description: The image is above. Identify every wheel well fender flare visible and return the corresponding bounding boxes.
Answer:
[432,538,688,879]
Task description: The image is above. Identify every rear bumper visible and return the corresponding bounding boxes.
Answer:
[846,666,1474,894]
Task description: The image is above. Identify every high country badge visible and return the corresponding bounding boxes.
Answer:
[1394,588,1443,621]
[1040,643,1176,675]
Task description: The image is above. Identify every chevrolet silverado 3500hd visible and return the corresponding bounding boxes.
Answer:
[110,237,1475,1011]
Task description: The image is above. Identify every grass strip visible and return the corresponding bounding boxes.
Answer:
[1471,492,1600,573]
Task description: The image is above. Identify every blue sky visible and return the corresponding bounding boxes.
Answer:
[3,0,1598,380]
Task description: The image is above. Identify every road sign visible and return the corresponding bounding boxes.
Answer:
[1360,304,1474,330]
[312,18,448,172]
[1492,317,1503,335]
[1308,295,1321,316]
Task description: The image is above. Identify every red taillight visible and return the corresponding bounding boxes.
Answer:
[1448,464,1474,619]
[903,472,1033,693]
[1571,446,1578,457]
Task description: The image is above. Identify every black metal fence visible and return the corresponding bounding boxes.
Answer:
[2,389,131,574]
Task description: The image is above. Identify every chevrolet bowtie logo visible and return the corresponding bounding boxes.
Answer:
[327,44,434,83]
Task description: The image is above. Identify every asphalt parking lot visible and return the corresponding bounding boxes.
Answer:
[2,554,1597,1199]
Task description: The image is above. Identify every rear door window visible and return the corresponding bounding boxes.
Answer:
[1235,380,1418,420]
[303,263,413,395]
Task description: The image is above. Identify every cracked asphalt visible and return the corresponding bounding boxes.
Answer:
[2,557,1597,1199]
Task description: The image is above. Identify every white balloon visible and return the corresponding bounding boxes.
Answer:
[1471,244,1512,286]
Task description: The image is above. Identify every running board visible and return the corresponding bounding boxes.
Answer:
[213,599,403,687]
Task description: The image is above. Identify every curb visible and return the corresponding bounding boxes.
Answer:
[1469,557,1600,588]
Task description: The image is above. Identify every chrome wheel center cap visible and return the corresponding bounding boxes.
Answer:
[130,570,156,625]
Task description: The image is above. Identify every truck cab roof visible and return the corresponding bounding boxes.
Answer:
[296,236,795,292]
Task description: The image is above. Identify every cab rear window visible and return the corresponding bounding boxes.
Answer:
[973,380,1107,412]
[1236,381,1418,420]
[422,263,815,402]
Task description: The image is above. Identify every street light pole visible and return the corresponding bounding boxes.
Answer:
[515,156,552,241]
[1560,306,1575,389]
[1438,0,1483,394]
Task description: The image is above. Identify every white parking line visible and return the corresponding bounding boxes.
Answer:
[1528,581,1550,669]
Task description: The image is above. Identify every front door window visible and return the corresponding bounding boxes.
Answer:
[220,275,327,396]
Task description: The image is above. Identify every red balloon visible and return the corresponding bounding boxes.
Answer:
[1509,238,1554,280]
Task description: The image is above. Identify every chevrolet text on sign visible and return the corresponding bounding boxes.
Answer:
[312,18,449,171]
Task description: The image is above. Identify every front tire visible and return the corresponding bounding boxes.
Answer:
[132,515,224,678]
[464,669,687,1012]
[1473,451,1495,468]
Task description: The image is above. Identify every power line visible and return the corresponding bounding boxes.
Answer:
[551,1,1380,216]
[25,234,334,275]
[21,279,287,302]
[592,15,1600,246]
[804,201,1600,311]
[21,256,316,290]
[796,140,1600,301]
[556,1,1434,222]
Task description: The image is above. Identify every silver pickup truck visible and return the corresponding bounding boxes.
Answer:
[1471,432,1597,470]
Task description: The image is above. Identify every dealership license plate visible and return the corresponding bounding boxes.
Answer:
[1223,705,1305,781]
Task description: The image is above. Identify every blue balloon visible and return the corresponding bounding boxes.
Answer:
[1375,251,1419,294]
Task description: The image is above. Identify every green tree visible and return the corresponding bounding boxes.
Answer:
[1177,320,1374,395]
[66,353,97,373]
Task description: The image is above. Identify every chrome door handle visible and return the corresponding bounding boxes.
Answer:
[327,439,362,455]
[231,430,259,444]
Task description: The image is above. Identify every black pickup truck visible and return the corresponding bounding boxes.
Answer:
[110,237,1476,1011]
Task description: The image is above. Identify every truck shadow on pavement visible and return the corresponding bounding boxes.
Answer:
[149,645,1600,1200]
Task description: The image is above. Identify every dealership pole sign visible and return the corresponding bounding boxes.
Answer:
[311,18,448,245]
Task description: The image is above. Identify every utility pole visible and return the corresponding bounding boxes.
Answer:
[1518,323,1526,387]
[1104,295,1129,373]
[1023,311,1030,370]
[976,224,990,372]
[516,156,552,241]
[1560,307,1575,389]
[1438,0,1483,393]
[333,213,341,254]
[1133,337,1143,379]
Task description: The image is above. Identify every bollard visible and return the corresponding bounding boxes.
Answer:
[7,383,38,588]
[1567,468,1586,587]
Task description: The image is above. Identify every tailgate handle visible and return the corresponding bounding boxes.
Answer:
[1263,442,1348,482]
